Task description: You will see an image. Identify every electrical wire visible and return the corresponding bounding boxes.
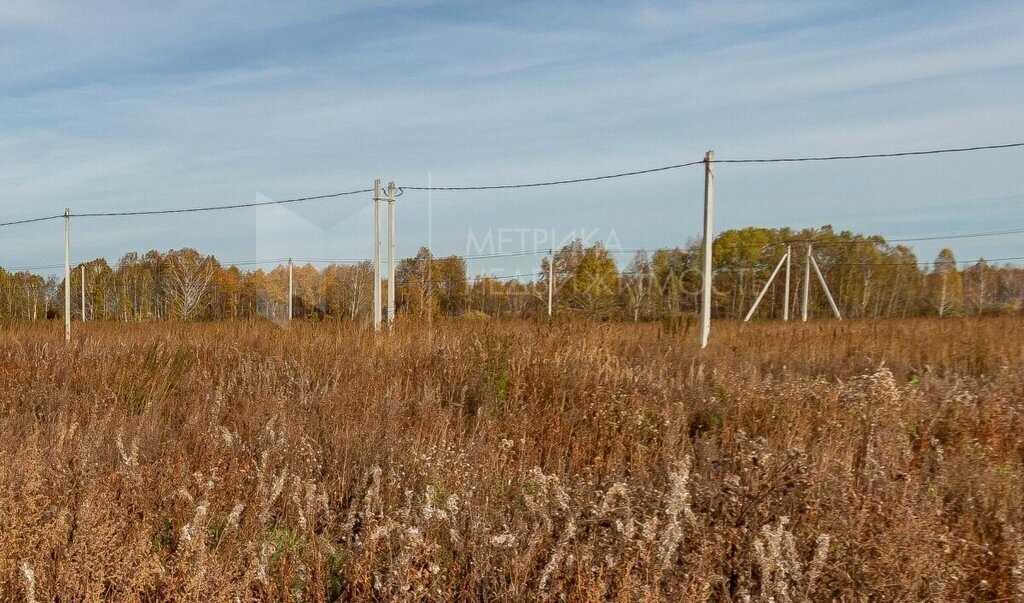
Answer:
[599,224,1024,255]
[383,249,551,262]
[623,255,1024,270]
[3,263,64,272]
[153,249,1024,283]
[464,249,550,260]
[0,214,64,228]
[72,188,374,218]
[219,258,291,267]
[2,141,1022,224]
[400,160,706,191]
[818,227,1024,245]
[714,142,1024,164]
[398,142,1024,190]
[470,272,541,282]
[816,254,1024,268]
[6,252,1021,286]
[217,257,374,267]
[292,258,372,264]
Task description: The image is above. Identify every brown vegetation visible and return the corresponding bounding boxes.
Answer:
[0,317,1022,601]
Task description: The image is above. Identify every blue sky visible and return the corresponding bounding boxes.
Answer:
[1,0,1023,277]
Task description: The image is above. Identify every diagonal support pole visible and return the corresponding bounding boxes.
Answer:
[744,252,789,322]
[810,254,842,320]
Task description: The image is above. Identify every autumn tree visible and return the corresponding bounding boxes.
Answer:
[396,248,438,319]
[0,231,1019,323]
[433,256,468,316]
[622,250,653,321]
[962,258,995,315]
[650,247,701,318]
[929,248,963,318]
[164,248,215,320]
[552,240,619,319]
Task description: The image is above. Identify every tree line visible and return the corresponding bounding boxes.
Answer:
[0,226,1020,322]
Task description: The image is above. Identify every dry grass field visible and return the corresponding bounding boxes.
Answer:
[0,317,1022,601]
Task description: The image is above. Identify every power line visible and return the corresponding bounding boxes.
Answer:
[862,227,1024,244]
[398,142,1024,191]
[0,214,64,228]
[601,224,1024,255]
[72,188,374,218]
[293,257,372,265]
[219,257,372,267]
[219,258,291,267]
[2,263,64,272]
[464,249,550,260]
[400,160,706,192]
[1,141,1022,226]
[819,254,1024,268]
[772,227,1024,248]
[714,142,1024,164]
[4,251,1022,283]
[385,249,551,262]
[473,272,542,282]
[0,189,374,229]
[624,254,1024,270]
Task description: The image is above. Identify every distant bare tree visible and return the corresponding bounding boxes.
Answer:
[623,250,653,321]
[165,249,214,320]
[929,248,963,318]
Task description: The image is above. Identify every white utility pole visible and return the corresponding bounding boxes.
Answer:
[783,245,791,321]
[810,255,842,320]
[700,150,714,348]
[288,259,293,321]
[373,179,382,332]
[64,209,71,342]
[547,249,554,317]
[744,252,789,322]
[802,242,811,322]
[387,181,396,330]
[81,265,86,321]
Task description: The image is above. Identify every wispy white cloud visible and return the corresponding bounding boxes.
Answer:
[1,1,1023,273]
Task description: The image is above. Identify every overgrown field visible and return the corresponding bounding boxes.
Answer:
[0,318,1022,601]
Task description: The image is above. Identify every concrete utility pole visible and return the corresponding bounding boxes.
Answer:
[387,181,396,330]
[64,209,71,342]
[802,242,812,322]
[81,265,86,321]
[783,245,791,321]
[547,248,554,317]
[700,150,714,348]
[373,179,382,332]
[288,258,293,321]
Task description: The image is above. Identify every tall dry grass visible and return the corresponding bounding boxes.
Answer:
[0,317,1021,601]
